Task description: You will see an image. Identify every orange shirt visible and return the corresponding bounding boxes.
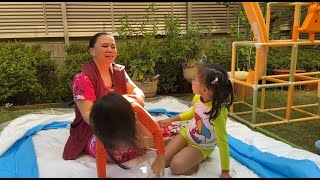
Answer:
[95,102,165,178]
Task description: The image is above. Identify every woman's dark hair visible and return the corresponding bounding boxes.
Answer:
[89,92,138,170]
[89,32,112,48]
[197,63,234,122]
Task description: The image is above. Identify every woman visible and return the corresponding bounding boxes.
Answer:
[63,32,145,161]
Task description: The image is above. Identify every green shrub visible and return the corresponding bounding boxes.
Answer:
[52,43,91,102]
[117,4,161,83]
[267,47,320,75]
[206,38,232,71]
[155,61,181,94]
[155,14,186,94]
[296,48,320,72]
[0,41,57,105]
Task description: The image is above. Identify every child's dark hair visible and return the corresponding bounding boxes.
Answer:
[89,92,139,170]
[197,63,234,121]
[89,32,112,48]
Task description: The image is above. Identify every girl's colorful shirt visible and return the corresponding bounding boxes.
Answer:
[178,94,230,170]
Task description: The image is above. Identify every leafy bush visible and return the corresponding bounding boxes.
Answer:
[296,48,320,72]
[52,43,91,102]
[0,41,57,105]
[205,38,232,71]
[155,61,180,94]
[117,4,161,83]
[181,22,205,68]
[155,14,186,94]
[267,47,320,75]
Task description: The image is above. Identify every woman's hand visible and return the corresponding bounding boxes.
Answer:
[126,94,145,107]
[122,94,137,103]
[219,170,232,178]
[157,118,174,127]
[151,155,165,177]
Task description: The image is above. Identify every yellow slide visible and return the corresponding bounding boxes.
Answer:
[242,2,269,83]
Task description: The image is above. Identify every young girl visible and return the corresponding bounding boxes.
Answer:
[158,63,234,178]
[89,92,165,178]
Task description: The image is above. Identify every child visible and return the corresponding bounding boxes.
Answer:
[158,63,234,178]
[89,92,165,178]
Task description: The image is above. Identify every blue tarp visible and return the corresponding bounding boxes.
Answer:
[0,121,72,178]
[228,134,320,178]
[0,109,319,178]
[147,108,180,117]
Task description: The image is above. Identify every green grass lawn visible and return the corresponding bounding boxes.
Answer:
[0,103,68,124]
[232,89,319,154]
[0,109,39,124]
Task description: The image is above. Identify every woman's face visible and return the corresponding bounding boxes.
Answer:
[90,34,117,64]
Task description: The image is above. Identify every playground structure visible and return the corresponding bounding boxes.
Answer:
[229,2,320,128]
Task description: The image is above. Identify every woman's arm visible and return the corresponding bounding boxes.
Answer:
[72,72,96,125]
[126,82,145,106]
[75,100,94,125]
[125,73,145,107]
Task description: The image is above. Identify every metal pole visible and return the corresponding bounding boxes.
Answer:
[266,3,271,40]
[231,43,237,112]
[251,47,261,125]
[286,43,298,120]
[317,82,320,116]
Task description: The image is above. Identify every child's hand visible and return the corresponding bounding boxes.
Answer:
[157,118,173,127]
[151,155,165,177]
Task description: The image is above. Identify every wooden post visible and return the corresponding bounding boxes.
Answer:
[61,2,69,45]
[42,2,48,35]
[226,5,229,32]
[111,2,114,33]
[171,2,174,14]
[187,2,192,31]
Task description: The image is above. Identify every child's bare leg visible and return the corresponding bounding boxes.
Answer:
[184,165,198,175]
[163,137,172,146]
[164,134,187,167]
[169,146,204,175]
